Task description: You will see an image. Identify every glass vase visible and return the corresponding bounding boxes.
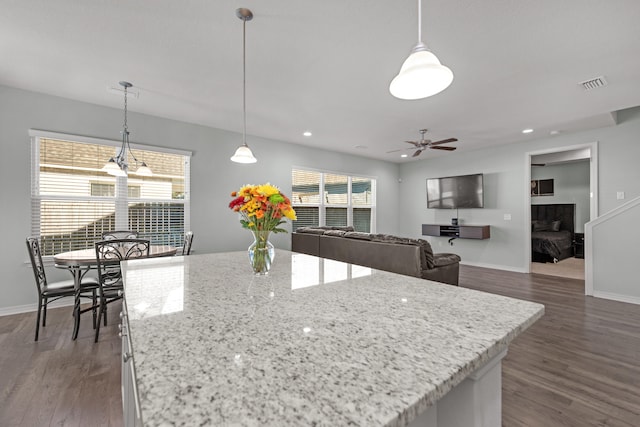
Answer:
[248,230,275,275]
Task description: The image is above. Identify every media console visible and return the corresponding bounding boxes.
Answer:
[422,224,490,240]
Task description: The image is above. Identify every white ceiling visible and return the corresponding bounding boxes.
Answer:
[2,0,640,162]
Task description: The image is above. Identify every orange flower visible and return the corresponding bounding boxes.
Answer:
[229,183,297,233]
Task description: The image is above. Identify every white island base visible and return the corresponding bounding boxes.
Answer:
[409,349,506,427]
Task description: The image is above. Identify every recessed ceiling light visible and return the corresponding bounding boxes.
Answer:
[303,131,312,137]
[550,130,560,135]
[522,128,534,134]
[401,154,408,158]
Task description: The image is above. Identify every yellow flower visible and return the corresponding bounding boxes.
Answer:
[283,207,297,220]
[256,183,280,197]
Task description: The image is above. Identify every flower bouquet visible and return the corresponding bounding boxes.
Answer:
[229,183,297,274]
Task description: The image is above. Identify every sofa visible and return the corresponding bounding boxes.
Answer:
[291,227,461,286]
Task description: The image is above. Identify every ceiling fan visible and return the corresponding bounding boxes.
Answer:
[387,129,457,157]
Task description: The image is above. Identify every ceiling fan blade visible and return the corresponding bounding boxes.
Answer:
[404,140,421,147]
[430,146,457,151]
[386,149,403,153]
[429,138,458,146]
[411,150,423,157]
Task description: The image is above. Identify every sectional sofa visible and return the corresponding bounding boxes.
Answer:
[291,227,461,286]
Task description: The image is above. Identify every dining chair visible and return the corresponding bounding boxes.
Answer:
[102,230,138,240]
[26,237,99,341]
[181,231,194,256]
[94,238,150,342]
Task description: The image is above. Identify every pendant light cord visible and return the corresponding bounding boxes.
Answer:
[417,0,422,43]
[123,84,128,134]
[121,83,140,164]
[242,16,247,146]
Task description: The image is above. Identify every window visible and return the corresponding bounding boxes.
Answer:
[291,169,375,232]
[30,131,191,256]
[90,183,140,198]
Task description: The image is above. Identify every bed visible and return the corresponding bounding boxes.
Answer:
[531,204,575,263]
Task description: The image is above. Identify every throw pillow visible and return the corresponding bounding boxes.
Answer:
[532,221,550,232]
[550,220,562,232]
[296,227,326,235]
[343,231,372,240]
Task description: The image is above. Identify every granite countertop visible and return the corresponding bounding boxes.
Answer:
[122,250,544,426]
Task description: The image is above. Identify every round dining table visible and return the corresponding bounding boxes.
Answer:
[54,245,177,340]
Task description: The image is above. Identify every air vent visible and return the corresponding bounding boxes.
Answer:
[579,76,608,91]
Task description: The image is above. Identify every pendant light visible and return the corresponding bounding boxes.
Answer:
[102,81,153,176]
[231,8,257,164]
[389,0,453,100]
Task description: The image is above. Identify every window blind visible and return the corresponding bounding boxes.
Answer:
[31,133,191,256]
[291,168,375,232]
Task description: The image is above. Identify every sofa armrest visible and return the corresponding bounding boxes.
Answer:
[433,253,461,267]
[292,233,320,256]
[422,261,460,286]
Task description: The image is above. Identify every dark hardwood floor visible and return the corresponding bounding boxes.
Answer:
[1,265,639,426]
[0,302,123,426]
[460,266,640,427]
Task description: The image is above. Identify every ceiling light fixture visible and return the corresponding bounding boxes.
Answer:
[303,131,312,137]
[102,81,152,177]
[389,0,453,100]
[230,8,257,164]
[522,128,534,134]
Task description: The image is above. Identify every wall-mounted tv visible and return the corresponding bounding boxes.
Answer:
[426,173,484,209]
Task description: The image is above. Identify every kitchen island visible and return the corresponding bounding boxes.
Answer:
[120,250,543,426]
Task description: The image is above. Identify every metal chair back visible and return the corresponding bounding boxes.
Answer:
[182,231,194,256]
[93,238,149,342]
[101,230,138,240]
[25,237,48,296]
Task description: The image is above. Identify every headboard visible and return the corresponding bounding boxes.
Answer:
[531,204,575,234]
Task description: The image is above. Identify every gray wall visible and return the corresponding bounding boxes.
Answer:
[531,161,590,232]
[399,107,640,272]
[3,83,640,311]
[591,198,640,302]
[0,85,400,312]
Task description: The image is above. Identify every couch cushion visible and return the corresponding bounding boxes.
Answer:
[323,229,347,237]
[330,226,355,231]
[295,227,327,235]
[371,234,435,269]
[343,231,372,240]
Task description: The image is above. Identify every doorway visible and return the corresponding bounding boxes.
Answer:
[524,143,598,282]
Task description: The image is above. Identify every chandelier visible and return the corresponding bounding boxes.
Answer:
[102,81,152,176]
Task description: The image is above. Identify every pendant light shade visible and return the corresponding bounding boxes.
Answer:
[101,81,153,176]
[231,144,257,163]
[135,162,153,176]
[389,43,453,100]
[102,158,126,176]
[231,8,257,164]
[389,0,453,100]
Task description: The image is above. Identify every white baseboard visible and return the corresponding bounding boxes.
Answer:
[591,291,640,306]
[0,299,75,317]
[460,261,527,274]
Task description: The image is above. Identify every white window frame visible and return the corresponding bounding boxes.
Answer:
[29,129,191,258]
[291,167,377,232]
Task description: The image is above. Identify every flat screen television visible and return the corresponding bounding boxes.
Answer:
[426,173,484,209]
